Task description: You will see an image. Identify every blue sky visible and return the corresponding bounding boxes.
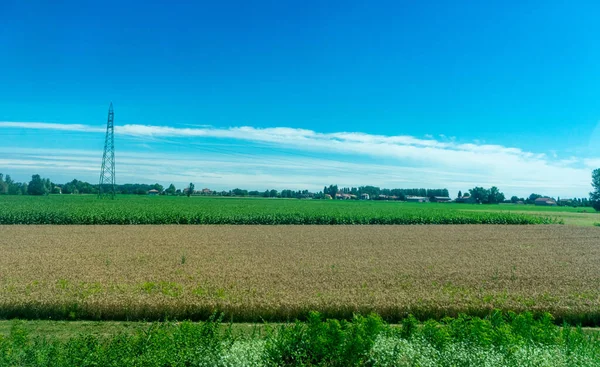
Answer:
[1,0,600,197]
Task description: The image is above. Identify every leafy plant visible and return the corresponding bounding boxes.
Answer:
[2,312,600,366]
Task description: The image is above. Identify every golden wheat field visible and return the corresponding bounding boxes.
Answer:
[1,225,600,324]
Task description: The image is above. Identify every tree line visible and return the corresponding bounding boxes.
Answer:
[465,186,505,204]
[1,170,599,212]
[0,174,450,200]
[0,174,165,196]
[515,193,596,208]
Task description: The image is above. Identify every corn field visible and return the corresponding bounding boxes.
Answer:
[0,196,561,224]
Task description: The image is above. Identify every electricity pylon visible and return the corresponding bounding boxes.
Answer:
[98,102,116,198]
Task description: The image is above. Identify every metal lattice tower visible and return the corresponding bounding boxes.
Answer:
[98,103,116,198]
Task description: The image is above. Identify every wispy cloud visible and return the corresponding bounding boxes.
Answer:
[584,158,600,169]
[0,121,104,133]
[1,121,598,197]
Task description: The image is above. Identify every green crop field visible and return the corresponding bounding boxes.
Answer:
[0,195,567,225]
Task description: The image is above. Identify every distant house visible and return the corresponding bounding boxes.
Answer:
[431,196,452,203]
[535,197,557,206]
[406,196,428,203]
[333,193,353,200]
[360,193,370,200]
[201,188,212,195]
[148,189,159,196]
[455,195,476,204]
[325,194,333,200]
[378,195,388,200]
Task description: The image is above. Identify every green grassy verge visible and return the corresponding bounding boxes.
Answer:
[2,319,599,341]
[455,202,595,213]
[0,320,274,342]
[2,312,599,366]
[460,208,599,226]
[0,195,564,224]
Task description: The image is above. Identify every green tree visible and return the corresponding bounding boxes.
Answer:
[165,184,176,195]
[457,190,462,199]
[187,183,195,197]
[510,196,519,203]
[527,193,542,204]
[326,184,339,198]
[5,175,21,195]
[232,188,248,196]
[488,186,505,204]
[27,174,48,196]
[0,173,7,194]
[44,178,52,193]
[468,187,489,204]
[590,168,600,212]
[20,182,28,195]
[151,183,164,193]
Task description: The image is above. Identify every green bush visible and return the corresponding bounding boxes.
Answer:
[264,312,385,366]
[2,312,600,366]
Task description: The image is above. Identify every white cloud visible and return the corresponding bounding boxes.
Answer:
[0,121,103,133]
[584,158,600,169]
[0,121,598,197]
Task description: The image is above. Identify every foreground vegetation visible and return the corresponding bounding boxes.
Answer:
[0,195,563,224]
[3,225,600,325]
[2,312,599,366]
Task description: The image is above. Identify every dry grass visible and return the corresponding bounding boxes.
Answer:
[1,225,600,324]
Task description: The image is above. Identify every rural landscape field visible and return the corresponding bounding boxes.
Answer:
[2,195,600,365]
[5,1,600,365]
